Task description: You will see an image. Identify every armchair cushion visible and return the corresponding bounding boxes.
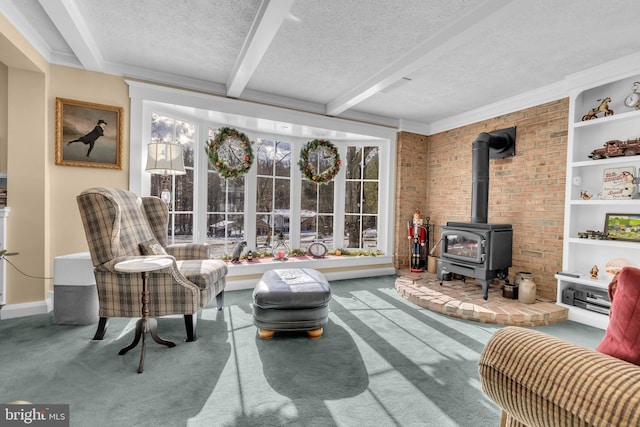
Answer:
[596,266,640,365]
[139,239,168,256]
[177,259,228,290]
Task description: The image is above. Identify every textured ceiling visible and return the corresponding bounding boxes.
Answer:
[2,0,639,133]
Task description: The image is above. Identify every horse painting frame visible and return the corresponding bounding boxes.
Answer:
[55,98,124,169]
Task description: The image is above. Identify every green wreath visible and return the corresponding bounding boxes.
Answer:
[205,127,254,179]
[298,139,341,184]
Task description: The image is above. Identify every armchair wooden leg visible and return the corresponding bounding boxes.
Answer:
[93,317,108,340]
[184,314,197,342]
[216,291,224,310]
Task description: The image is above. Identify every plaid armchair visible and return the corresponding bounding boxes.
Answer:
[77,187,227,342]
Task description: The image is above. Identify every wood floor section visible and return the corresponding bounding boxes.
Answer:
[395,270,568,326]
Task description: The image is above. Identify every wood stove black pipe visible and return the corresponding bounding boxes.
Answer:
[471,127,516,223]
[471,132,491,224]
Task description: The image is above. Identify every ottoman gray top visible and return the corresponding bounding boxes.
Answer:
[253,268,331,310]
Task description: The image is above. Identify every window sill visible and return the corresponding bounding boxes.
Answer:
[224,255,395,291]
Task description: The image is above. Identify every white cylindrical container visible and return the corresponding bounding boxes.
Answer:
[518,276,536,304]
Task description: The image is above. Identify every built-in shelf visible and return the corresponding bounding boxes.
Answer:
[559,72,640,329]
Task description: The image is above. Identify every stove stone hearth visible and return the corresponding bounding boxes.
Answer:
[395,270,568,327]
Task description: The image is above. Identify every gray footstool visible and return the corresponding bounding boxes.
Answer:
[252,268,331,340]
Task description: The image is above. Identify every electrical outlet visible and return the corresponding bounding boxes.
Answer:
[572,176,581,186]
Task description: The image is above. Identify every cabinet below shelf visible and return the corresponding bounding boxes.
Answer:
[556,301,610,330]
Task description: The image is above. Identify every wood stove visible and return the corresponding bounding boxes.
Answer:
[439,222,512,299]
[438,127,516,300]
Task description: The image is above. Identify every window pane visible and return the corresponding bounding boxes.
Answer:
[227,176,245,212]
[151,114,195,244]
[178,124,195,167]
[363,216,378,249]
[363,146,379,179]
[256,214,273,248]
[318,215,334,249]
[175,169,193,212]
[207,171,226,212]
[151,114,174,143]
[274,178,290,210]
[275,141,291,177]
[301,181,318,212]
[344,215,361,248]
[346,146,362,179]
[256,139,274,175]
[345,181,361,214]
[173,213,193,242]
[256,177,273,212]
[228,214,244,239]
[318,182,334,214]
[363,181,378,214]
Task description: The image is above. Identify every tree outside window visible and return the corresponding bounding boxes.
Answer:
[150,113,195,244]
[256,138,291,249]
[344,146,379,249]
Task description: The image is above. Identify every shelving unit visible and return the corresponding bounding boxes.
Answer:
[558,73,640,329]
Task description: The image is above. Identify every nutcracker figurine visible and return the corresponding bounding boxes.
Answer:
[408,209,427,272]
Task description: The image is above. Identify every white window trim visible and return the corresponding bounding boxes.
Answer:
[127,80,397,285]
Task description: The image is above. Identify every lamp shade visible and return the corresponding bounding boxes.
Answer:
[145,142,186,175]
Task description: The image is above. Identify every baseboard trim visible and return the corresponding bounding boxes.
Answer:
[0,297,53,320]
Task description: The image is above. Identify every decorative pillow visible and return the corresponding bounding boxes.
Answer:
[596,266,640,365]
[139,239,168,256]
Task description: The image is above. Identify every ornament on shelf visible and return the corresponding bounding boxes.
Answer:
[581,97,614,121]
[624,82,640,110]
[580,190,592,200]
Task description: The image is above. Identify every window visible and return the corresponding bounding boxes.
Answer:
[300,169,335,249]
[255,138,291,249]
[206,128,246,257]
[129,80,395,268]
[150,113,195,244]
[344,146,379,249]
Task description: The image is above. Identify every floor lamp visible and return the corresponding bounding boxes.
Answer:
[145,142,186,206]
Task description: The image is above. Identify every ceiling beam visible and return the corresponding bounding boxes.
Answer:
[226,0,295,98]
[325,0,515,116]
[38,0,104,71]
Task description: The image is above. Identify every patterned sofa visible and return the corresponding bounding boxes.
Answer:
[77,187,227,342]
[478,327,640,426]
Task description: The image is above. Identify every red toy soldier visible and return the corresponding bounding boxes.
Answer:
[408,209,426,272]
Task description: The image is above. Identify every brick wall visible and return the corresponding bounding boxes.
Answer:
[394,98,569,300]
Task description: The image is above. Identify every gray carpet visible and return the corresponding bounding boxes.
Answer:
[0,275,605,426]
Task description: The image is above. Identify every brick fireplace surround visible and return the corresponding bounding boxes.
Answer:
[393,98,570,303]
[395,270,569,327]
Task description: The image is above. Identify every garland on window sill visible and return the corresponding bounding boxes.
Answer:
[205,127,254,179]
[298,139,341,184]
